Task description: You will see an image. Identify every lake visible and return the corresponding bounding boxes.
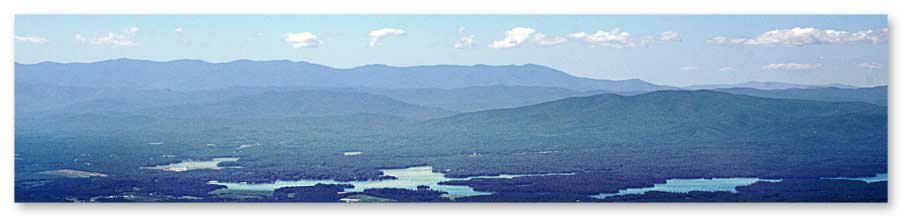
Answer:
[209,166,574,198]
[592,173,889,199]
[141,157,240,172]
[823,173,888,183]
[592,177,783,199]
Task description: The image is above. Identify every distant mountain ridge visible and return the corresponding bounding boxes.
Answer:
[15,59,672,92]
[143,90,456,120]
[345,85,600,112]
[23,87,455,120]
[419,90,886,147]
[711,86,887,106]
[684,81,861,90]
[15,83,601,117]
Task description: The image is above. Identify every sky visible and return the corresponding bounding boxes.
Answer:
[14,15,888,87]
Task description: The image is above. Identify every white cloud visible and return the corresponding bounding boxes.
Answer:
[175,27,183,32]
[709,27,888,46]
[679,66,698,71]
[532,33,568,46]
[568,29,678,48]
[368,28,406,47]
[454,35,474,49]
[858,62,882,70]
[707,36,748,45]
[129,27,140,33]
[489,27,535,49]
[718,67,737,72]
[284,32,321,48]
[567,32,587,38]
[762,63,822,70]
[658,31,681,41]
[76,32,137,47]
[453,27,474,49]
[568,29,632,48]
[15,35,48,44]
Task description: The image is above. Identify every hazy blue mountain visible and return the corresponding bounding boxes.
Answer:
[15,59,334,90]
[347,86,600,112]
[421,90,885,146]
[181,86,606,113]
[218,85,612,112]
[17,83,462,120]
[134,90,455,120]
[15,59,673,92]
[15,83,283,117]
[711,86,887,106]
[15,83,193,116]
[339,64,671,92]
[17,83,600,117]
[683,81,860,90]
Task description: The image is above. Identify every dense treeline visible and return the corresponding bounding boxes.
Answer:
[15,176,226,202]
[355,186,450,202]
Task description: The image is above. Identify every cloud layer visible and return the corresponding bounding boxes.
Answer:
[762,63,822,70]
[284,32,321,48]
[369,28,406,47]
[15,35,48,44]
[709,27,888,46]
[679,66,698,71]
[858,62,882,70]
[76,33,137,47]
[718,67,736,72]
[567,29,679,48]
[532,33,568,46]
[658,31,681,42]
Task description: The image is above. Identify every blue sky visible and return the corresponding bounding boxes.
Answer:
[14,15,887,87]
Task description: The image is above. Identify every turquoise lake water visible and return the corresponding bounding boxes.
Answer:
[592,177,783,199]
[592,173,889,199]
[141,157,240,172]
[209,166,575,197]
[823,173,888,183]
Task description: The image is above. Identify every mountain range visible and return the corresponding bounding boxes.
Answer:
[710,86,887,105]
[15,59,672,92]
[16,58,887,124]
